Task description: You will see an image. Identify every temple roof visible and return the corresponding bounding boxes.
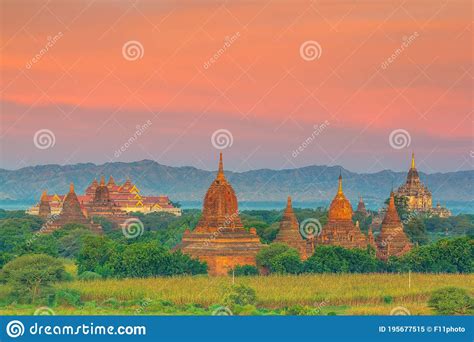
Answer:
[382,192,401,225]
[195,153,243,230]
[328,174,353,221]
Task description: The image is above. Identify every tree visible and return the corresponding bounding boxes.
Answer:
[428,287,473,315]
[0,254,68,303]
[256,243,302,274]
[230,265,259,276]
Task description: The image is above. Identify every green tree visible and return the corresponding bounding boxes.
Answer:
[0,254,68,303]
[428,287,473,315]
[256,243,302,274]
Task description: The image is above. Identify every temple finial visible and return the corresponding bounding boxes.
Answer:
[100,175,105,186]
[411,152,415,169]
[337,172,343,194]
[40,190,48,201]
[287,196,292,208]
[69,182,75,193]
[217,152,225,180]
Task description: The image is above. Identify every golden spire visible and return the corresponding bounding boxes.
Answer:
[217,152,225,180]
[100,175,105,186]
[337,172,343,194]
[69,182,75,193]
[411,152,415,169]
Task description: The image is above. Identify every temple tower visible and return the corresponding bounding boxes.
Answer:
[376,191,412,260]
[38,190,51,219]
[179,153,262,276]
[274,196,308,259]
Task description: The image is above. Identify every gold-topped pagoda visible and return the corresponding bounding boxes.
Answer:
[178,153,263,276]
[310,173,369,250]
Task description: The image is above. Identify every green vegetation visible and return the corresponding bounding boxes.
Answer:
[428,287,473,315]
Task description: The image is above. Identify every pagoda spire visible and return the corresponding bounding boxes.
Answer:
[411,152,415,169]
[337,171,343,194]
[100,175,105,186]
[40,190,48,201]
[69,182,75,193]
[217,152,225,180]
[383,191,401,224]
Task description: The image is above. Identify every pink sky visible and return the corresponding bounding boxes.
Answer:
[0,0,472,173]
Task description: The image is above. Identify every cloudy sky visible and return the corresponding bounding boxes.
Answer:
[0,0,472,173]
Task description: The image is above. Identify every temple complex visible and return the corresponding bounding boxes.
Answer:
[27,176,181,217]
[395,153,432,211]
[42,183,102,234]
[178,153,263,276]
[84,176,130,226]
[309,174,369,251]
[395,152,451,217]
[376,191,412,260]
[274,196,308,259]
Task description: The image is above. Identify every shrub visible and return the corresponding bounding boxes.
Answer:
[54,289,82,307]
[77,271,102,281]
[257,243,302,274]
[230,265,259,276]
[428,287,473,315]
[223,284,257,308]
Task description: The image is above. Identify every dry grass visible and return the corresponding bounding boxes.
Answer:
[60,273,474,310]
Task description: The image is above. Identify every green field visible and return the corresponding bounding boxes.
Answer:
[1,273,473,316]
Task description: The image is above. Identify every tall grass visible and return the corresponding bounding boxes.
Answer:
[60,273,474,309]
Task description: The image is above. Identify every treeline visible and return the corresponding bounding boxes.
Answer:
[77,236,206,278]
[251,237,473,276]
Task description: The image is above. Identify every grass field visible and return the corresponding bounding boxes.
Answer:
[1,273,473,315]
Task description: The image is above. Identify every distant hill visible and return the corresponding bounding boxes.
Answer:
[0,160,472,211]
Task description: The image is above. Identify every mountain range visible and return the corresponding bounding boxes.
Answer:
[0,160,472,212]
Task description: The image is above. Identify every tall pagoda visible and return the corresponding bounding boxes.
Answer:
[274,196,308,259]
[178,153,262,276]
[38,190,51,220]
[376,191,412,260]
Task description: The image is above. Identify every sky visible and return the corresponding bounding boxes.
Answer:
[0,0,472,173]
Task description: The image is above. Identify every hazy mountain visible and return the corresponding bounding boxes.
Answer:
[0,160,472,211]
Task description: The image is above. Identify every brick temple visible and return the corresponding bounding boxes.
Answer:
[178,153,262,276]
[42,183,102,234]
[274,196,308,259]
[376,191,412,260]
[309,173,369,252]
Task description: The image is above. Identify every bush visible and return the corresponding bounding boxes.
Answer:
[54,289,82,307]
[0,254,68,303]
[223,284,257,308]
[428,287,473,315]
[257,243,302,274]
[78,271,102,281]
[230,265,259,276]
